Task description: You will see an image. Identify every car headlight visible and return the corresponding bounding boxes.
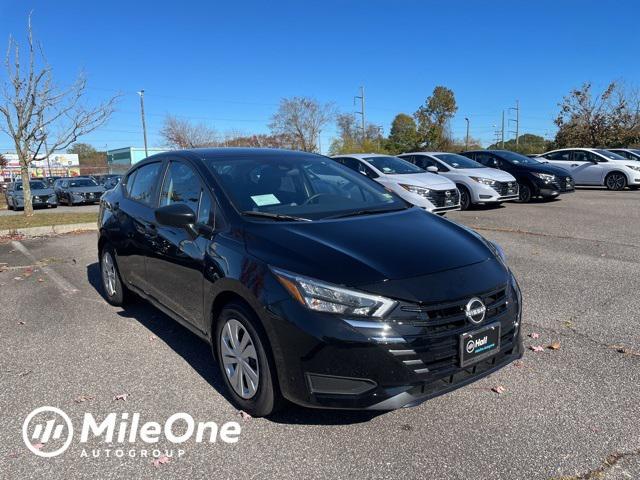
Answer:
[626,165,640,172]
[399,184,431,196]
[469,176,497,186]
[271,267,397,318]
[532,172,555,183]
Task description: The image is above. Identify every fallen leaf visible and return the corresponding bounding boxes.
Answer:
[237,410,252,421]
[152,455,170,467]
[548,341,561,350]
[18,321,25,325]
[37,278,44,283]
[529,332,540,339]
[13,277,22,281]
[74,395,95,403]
[113,393,128,401]
[149,335,157,341]
[18,370,32,377]
[7,451,19,458]
[529,345,544,352]
[491,385,506,394]
[513,360,525,368]
[32,443,44,450]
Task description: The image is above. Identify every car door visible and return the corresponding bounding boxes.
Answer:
[115,161,164,291]
[569,150,605,185]
[145,159,211,327]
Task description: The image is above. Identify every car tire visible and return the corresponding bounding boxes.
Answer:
[6,200,13,210]
[99,245,128,306]
[605,172,627,191]
[516,183,532,203]
[214,301,283,417]
[457,185,472,210]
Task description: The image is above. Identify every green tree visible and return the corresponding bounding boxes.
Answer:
[386,114,420,154]
[488,134,551,155]
[414,86,458,150]
[328,113,387,155]
[68,143,97,157]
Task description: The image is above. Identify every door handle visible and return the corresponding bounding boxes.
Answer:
[571,164,579,167]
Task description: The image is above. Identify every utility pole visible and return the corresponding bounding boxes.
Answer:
[501,110,505,149]
[508,100,520,147]
[137,89,149,158]
[464,117,470,150]
[354,86,366,144]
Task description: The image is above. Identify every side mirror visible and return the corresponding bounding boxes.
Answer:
[155,203,196,229]
[426,166,438,173]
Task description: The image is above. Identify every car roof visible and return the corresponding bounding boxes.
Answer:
[331,153,395,160]
[400,151,458,156]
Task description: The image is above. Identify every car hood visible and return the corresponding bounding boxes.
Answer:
[244,208,495,287]
[68,186,105,194]
[521,162,573,176]
[30,188,56,196]
[453,167,515,182]
[382,172,455,189]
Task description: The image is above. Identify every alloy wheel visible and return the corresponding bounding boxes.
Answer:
[101,251,117,297]
[459,187,470,210]
[220,319,260,399]
[606,173,626,191]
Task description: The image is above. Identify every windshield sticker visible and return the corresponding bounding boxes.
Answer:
[251,194,281,206]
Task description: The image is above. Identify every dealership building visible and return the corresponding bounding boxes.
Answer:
[0,152,80,181]
[106,147,167,168]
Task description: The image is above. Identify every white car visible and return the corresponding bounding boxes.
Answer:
[537,148,640,190]
[331,153,460,213]
[608,148,640,161]
[398,152,519,210]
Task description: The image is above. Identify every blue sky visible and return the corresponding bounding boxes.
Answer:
[1,0,639,152]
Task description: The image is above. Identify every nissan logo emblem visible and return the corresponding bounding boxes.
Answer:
[465,297,486,324]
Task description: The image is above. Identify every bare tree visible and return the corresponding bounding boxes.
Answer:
[0,153,7,168]
[0,14,118,216]
[269,97,334,152]
[160,115,218,149]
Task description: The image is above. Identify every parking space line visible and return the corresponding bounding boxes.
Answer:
[10,240,79,295]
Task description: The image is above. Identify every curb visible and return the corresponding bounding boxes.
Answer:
[0,222,97,237]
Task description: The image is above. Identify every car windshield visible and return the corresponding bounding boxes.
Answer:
[595,149,626,160]
[15,181,47,191]
[364,156,425,174]
[496,151,542,165]
[69,178,98,187]
[205,154,407,221]
[434,153,484,169]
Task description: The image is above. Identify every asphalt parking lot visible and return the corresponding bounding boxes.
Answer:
[0,204,99,216]
[0,188,638,479]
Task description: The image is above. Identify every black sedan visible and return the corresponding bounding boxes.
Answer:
[98,148,523,416]
[462,150,575,202]
[54,176,105,205]
[5,180,58,210]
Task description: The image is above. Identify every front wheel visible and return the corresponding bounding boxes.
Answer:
[605,172,627,191]
[516,183,532,203]
[214,302,282,417]
[457,185,472,210]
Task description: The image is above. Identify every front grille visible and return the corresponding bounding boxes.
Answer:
[425,188,460,208]
[551,176,574,192]
[388,286,516,379]
[493,181,518,196]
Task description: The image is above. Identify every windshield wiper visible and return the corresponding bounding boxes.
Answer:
[325,206,409,219]
[241,211,311,222]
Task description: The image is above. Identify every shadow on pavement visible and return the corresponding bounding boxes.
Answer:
[86,262,384,426]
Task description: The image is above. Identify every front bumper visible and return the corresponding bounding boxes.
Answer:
[264,272,522,410]
[70,192,102,204]
[470,182,519,203]
[535,176,575,197]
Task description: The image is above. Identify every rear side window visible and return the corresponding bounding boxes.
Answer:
[546,151,571,161]
[127,162,163,206]
[159,162,202,214]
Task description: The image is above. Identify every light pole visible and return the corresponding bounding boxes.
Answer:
[464,117,470,150]
[137,90,149,158]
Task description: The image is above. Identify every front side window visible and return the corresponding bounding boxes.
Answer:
[159,161,202,214]
[545,151,571,161]
[206,155,405,220]
[128,163,162,206]
[363,156,424,175]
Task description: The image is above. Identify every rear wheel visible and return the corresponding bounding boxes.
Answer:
[6,199,13,210]
[605,172,627,191]
[100,245,128,306]
[214,302,282,417]
[516,183,532,203]
[458,185,472,210]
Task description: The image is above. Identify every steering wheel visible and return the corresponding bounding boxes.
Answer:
[302,193,333,205]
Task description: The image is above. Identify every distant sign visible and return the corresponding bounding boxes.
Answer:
[1,153,80,168]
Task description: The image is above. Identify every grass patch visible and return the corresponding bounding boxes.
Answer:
[0,212,98,231]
